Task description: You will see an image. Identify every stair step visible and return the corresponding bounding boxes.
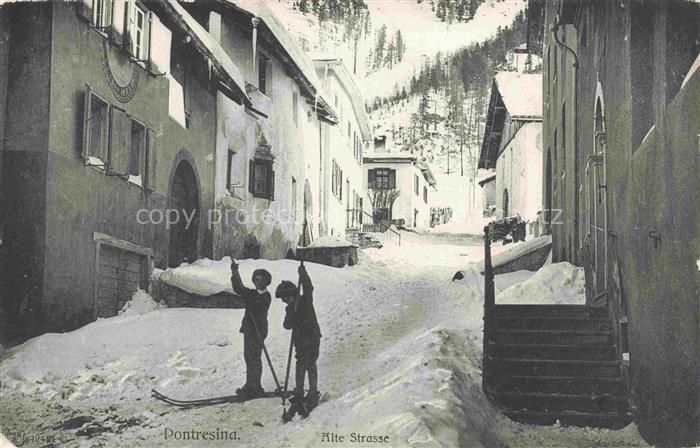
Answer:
[500,409,632,429]
[496,317,611,331]
[489,375,627,395]
[487,390,629,414]
[491,329,613,346]
[491,359,620,377]
[495,305,608,318]
[489,343,617,361]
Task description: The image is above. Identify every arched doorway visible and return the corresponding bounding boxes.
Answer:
[545,149,552,234]
[168,160,199,267]
[502,189,510,218]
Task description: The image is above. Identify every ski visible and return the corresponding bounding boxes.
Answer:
[151,389,292,408]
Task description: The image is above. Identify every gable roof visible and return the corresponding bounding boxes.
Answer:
[478,72,542,169]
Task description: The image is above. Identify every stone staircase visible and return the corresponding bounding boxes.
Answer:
[483,304,631,428]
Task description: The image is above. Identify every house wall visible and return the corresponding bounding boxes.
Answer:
[322,71,364,237]
[1,2,220,335]
[211,13,317,260]
[363,161,431,228]
[494,122,542,228]
[0,3,52,334]
[542,1,699,444]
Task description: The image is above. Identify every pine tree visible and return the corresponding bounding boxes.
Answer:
[385,37,395,68]
[395,30,405,62]
[418,91,431,133]
[374,25,387,70]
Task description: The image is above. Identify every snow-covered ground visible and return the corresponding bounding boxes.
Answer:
[0,231,648,447]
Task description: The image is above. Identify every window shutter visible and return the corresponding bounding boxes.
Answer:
[111,0,126,46]
[77,0,93,24]
[248,159,255,193]
[368,169,376,188]
[82,85,93,160]
[270,169,275,200]
[148,12,171,75]
[145,128,157,191]
[389,170,396,189]
[109,107,131,175]
[123,0,135,56]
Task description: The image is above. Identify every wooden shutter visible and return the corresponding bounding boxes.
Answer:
[123,0,135,56]
[111,0,126,46]
[145,128,157,191]
[368,169,376,188]
[82,85,93,160]
[109,107,131,175]
[389,169,396,189]
[148,11,171,75]
[248,160,255,193]
[269,169,275,200]
[77,0,93,23]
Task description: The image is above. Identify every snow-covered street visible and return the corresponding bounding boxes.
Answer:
[0,230,649,447]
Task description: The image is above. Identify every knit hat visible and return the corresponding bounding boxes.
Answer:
[252,269,272,288]
[275,280,298,298]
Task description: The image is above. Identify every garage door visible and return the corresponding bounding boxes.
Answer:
[96,244,146,318]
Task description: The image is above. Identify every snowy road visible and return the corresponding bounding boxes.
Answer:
[1,231,648,447]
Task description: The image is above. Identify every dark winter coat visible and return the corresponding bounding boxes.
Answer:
[283,268,321,349]
[231,269,271,338]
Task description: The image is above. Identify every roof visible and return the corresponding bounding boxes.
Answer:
[478,72,542,169]
[494,72,542,118]
[313,58,372,140]
[158,0,250,106]
[363,152,417,163]
[214,1,338,122]
[478,172,496,186]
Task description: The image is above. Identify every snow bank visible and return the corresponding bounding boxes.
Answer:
[305,234,355,248]
[431,215,494,235]
[118,289,165,317]
[497,262,586,305]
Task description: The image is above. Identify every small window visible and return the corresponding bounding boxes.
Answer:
[347,122,351,138]
[292,92,299,127]
[87,94,109,160]
[93,0,110,29]
[129,120,146,176]
[414,174,420,196]
[226,150,235,190]
[249,158,275,200]
[423,186,428,203]
[131,2,150,61]
[258,55,270,95]
[369,168,395,190]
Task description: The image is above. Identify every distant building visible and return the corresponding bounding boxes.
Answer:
[531,0,699,445]
[478,72,543,236]
[478,173,496,217]
[363,153,436,229]
[313,58,372,237]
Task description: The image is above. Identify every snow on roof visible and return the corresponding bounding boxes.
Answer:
[227,1,337,120]
[164,1,250,105]
[494,72,542,118]
[478,172,496,186]
[364,152,417,161]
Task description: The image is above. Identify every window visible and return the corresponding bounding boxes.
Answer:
[131,2,149,61]
[258,55,270,95]
[369,168,395,190]
[292,92,299,127]
[129,120,146,177]
[226,150,235,190]
[414,174,420,196]
[423,186,428,203]
[347,122,351,139]
[249,158,275,200]
[331,160,343,200]
[86,92,109,160]
[93,0,111,29]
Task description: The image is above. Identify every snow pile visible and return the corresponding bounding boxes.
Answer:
[475,234,552,271]
[118,289,165,317]
[431,215,494,235]
[305,234,355,248]
[156,257,235,296]
[497,262,586,305]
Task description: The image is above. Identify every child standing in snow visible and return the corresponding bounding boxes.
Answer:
[230,259,272,399]
[275,264,322,416]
